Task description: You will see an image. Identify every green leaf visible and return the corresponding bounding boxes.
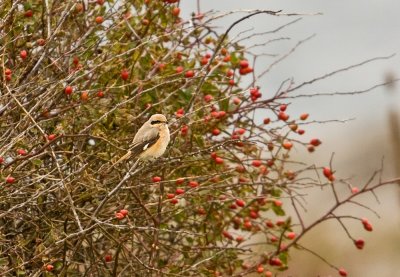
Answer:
[31,159,43,166]
[54,261,63,271]
[272,205,285,216]
[0,257,8,266]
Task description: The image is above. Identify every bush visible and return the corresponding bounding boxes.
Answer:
[0,1,396,276]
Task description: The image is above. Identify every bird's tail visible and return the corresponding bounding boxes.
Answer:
[100,150,134,174]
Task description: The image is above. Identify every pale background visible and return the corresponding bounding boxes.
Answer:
[180,1,400,276]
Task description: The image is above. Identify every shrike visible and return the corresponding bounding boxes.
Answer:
[130,114,170,160]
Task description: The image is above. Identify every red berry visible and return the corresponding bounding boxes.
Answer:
[307,145,315,152]
[239,60,249,68]
[200,57,208,66]
[46,264,54,272]
[278,112,289,121]
[222,230,233,239]
[158,63,166,71]
[115,212,125,220]
[239,68,248,75]
[233,97,241,105]
[176,188,185,195]
[197,207,206,215]
[20,50,28,59]
[243,221,252,229]
[276,219,285,226]
[172,7,180,16]
[269,257,282,266]
[252,160,262,167]
[212,128,220,136]
[185,70,194,78]
[47,134,56,141]
[354,239,365,249]
[235,199,245,207]
[265,271,273,277]
[180,125,188,136]
[226,69,234,77]
[210,152,218,159]
[297,129,305,135]
[323,167,332,178]
[167,193,175,199]
[176,66,184,73]
[120,209,129,216]
[6,176,15,184]
[121,69,129,80]
[286,232,296,240]
[279,104,287,112]
[363,221,373,232]
[37,38,46,46]
[243,67,253,74]
[17,149,27,156]
[97,90,105,97]
[236,165,245,173]
[170,198,178,204]
[274,200,283,207]
[300,113,309,120]
[249,210,258,219]
[228,79,235,86]
[204,94,213,102]
[95,16,104,24]
[65,86,73,95]
[338,268,348,277]
[211,111,219,118]
[104,254,112,262]
[236,128,245,135]
[223,55,231,63]
[5,68,12,75]
[188,181,199,188]
[265,221,274,228]
[97,0,105,5]
[175,108,185,117]
[270,235,278,242]
[152,176,162,182]
[236,236,244,243]
[282,141,293,150]
[81,91,89,101]
[215,157,224,164]
[218,111,226,118]
[229,204,237,209]
[257,266,264,273]
[263,118,271,124]
[310,138,321,146]
[176,178,185,184]
[351,187,359,193]
[24,10,33,17]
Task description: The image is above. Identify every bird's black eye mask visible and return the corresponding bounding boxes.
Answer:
[151,120,165,125]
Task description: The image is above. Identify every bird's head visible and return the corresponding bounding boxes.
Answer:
[148,114,168,129]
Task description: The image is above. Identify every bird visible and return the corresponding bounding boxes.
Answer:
[102,114,170,173]
[130,114,170,160]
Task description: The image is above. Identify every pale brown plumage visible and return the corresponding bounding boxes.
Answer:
[130,114,170,160]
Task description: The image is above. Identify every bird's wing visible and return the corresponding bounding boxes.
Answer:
[130,127,160,158]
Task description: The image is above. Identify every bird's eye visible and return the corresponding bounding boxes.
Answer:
[151,120,162,125]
